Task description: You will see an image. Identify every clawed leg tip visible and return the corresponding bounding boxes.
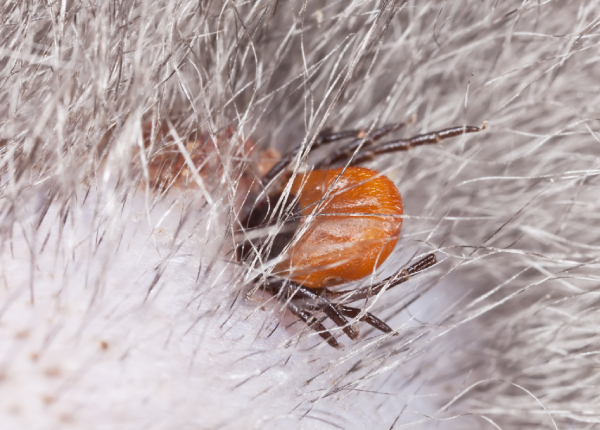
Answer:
[321,334,342,349]
[345,325,359,341]
[271,275,409,348]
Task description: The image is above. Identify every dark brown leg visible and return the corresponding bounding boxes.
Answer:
[347,124,484,166]
[315,123,407,168]
[321,304,359,340]
[259,273,406,347]
[321,253,437,302]
[286,302,341,349]
[262,122,407,185]
[336,305,394,334]
[262,278,358,341]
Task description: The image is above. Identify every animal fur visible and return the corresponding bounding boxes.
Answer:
[1,1,599,429]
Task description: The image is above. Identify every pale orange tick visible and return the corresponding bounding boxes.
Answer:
[237,121,484,348]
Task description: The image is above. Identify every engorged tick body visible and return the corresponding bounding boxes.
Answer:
[277,167,403,289]
[238,122,484,348]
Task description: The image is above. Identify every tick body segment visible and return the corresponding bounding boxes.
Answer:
[139,119,483,347]
[276,167,403,289]
[238,122,485,348]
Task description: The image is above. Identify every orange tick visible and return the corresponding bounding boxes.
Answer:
[237,121,483,348]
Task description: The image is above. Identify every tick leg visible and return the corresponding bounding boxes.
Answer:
[261,278,359,343]
[262,122,407,185]
[348,124,484,166]
[336,305,394,334]
[316,122,406,168]
[320,303,359,340]
[262,130,358,186]
[322,253,437,302]
[274,282,359,340]
[286,302,341,349]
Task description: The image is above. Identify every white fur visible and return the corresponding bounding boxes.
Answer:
[2,1,600,429]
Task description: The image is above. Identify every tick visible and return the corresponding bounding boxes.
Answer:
[237,120,484,348]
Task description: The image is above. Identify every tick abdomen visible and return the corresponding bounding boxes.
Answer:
[274,167,403,288]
